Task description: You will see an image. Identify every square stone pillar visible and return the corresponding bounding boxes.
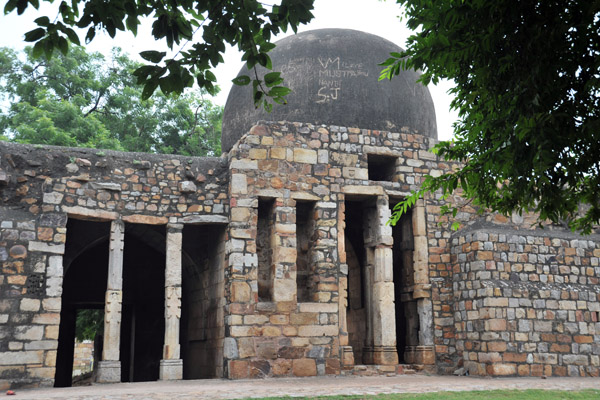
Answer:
[160,224,183,380]
[97,220,124,383]
[368,196,398,365]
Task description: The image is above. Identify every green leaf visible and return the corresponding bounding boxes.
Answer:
[64,28,80,45]
[34,16,50,26]
[139,50,166,63]
[57,36,69,55]
[24,27,45,42]
[264,71,283,87]
[267,86,291,97]
[232,75,251,86]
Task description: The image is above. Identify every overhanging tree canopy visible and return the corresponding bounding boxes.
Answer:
[384,0,600,234]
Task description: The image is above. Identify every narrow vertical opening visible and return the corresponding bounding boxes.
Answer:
[120,223,165,382]
[344,199,368,364]
[181,224,226,379]
[257,198,275,302]
[71,308,103,386]
[296,200,317,302]
[391,204,418,363]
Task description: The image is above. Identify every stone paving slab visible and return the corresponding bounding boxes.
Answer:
[11,375,600,400]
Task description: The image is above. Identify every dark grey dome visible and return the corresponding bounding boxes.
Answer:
[221,28,437,152]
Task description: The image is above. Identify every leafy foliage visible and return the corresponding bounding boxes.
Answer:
[386,1,600,234]
[4,0,314,109]
[75,309,103,342]
[0,46,223,156]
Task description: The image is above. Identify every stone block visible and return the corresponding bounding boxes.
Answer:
[96,360,121,382]
[238,338,256,358]
[159,359,183,380]
[20,298,40,312]
[231,282,251,303]
[488,363,516,376]
[249,149,267,160]
[231,174,248,194]
[229,360,249,379]
[297,325,338,337]
[292,358,317,377]
[293,149,317,164]
[15,325,44,341]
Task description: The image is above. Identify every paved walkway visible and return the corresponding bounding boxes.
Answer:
[10,375,600,399]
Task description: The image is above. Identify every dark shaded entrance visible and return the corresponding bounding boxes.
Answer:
[180,224,226,379]
[391,205,418,363]
[55,219,109,387]
[56,220,166,386]
[120,223,165,382]
[344,199,369,365]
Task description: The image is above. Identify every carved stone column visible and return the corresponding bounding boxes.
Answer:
[159,224,183,380]
[97,220,124,383]
[365,196,399,365]
[412,200,435,365]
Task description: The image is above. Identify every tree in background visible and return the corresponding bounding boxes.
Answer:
[0,46,223,156]
[385,0,600,233]
[3,0,313,108]
[5,0,600,232]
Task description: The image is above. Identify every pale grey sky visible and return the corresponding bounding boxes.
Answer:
[0,0,458,140]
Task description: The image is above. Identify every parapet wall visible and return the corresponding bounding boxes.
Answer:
[452,228,600,377]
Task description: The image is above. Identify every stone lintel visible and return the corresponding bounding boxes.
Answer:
[28,241,65,255]
[122,214,169,225]
[363,146,403,157]
[62,206,118,221]
[342,185,384,196]
[96,360,121,383]
[291,192,321,201]
[256,189,283,198]
[159,359,183,380]
[181,215,229,225]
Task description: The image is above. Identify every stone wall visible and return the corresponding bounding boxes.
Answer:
[72,340,94,376]
[452,227,600,377]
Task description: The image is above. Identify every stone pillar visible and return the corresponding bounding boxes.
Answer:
[271,198,297,304]
[366,196,399,365]
[97,220,124,383]
[411,200,435,365]
[160,224,183,380]
[371,246,399,365]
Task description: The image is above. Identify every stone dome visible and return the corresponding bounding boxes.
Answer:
[221,28,437,152]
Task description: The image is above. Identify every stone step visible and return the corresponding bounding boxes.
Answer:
[341,364,423,377]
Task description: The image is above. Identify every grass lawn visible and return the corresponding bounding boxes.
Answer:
[246,390,600,400]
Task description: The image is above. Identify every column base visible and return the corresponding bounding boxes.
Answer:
[372,346,399,365]
[96,360,121,383]
[159,359,183,380]
[341,346,355,369]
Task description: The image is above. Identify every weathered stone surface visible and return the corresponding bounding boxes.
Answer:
[90,182,121,191]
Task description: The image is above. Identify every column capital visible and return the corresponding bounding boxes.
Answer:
[167,223,184,232]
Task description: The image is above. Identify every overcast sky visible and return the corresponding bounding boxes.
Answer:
[0,0,458,140]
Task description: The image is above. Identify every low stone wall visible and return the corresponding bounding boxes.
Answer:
[453,228,600,377]
[73,340,94,376]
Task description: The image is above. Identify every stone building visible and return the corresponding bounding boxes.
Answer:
[1,29,599,389]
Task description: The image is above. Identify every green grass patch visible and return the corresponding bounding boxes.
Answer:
[242,390,600,400]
